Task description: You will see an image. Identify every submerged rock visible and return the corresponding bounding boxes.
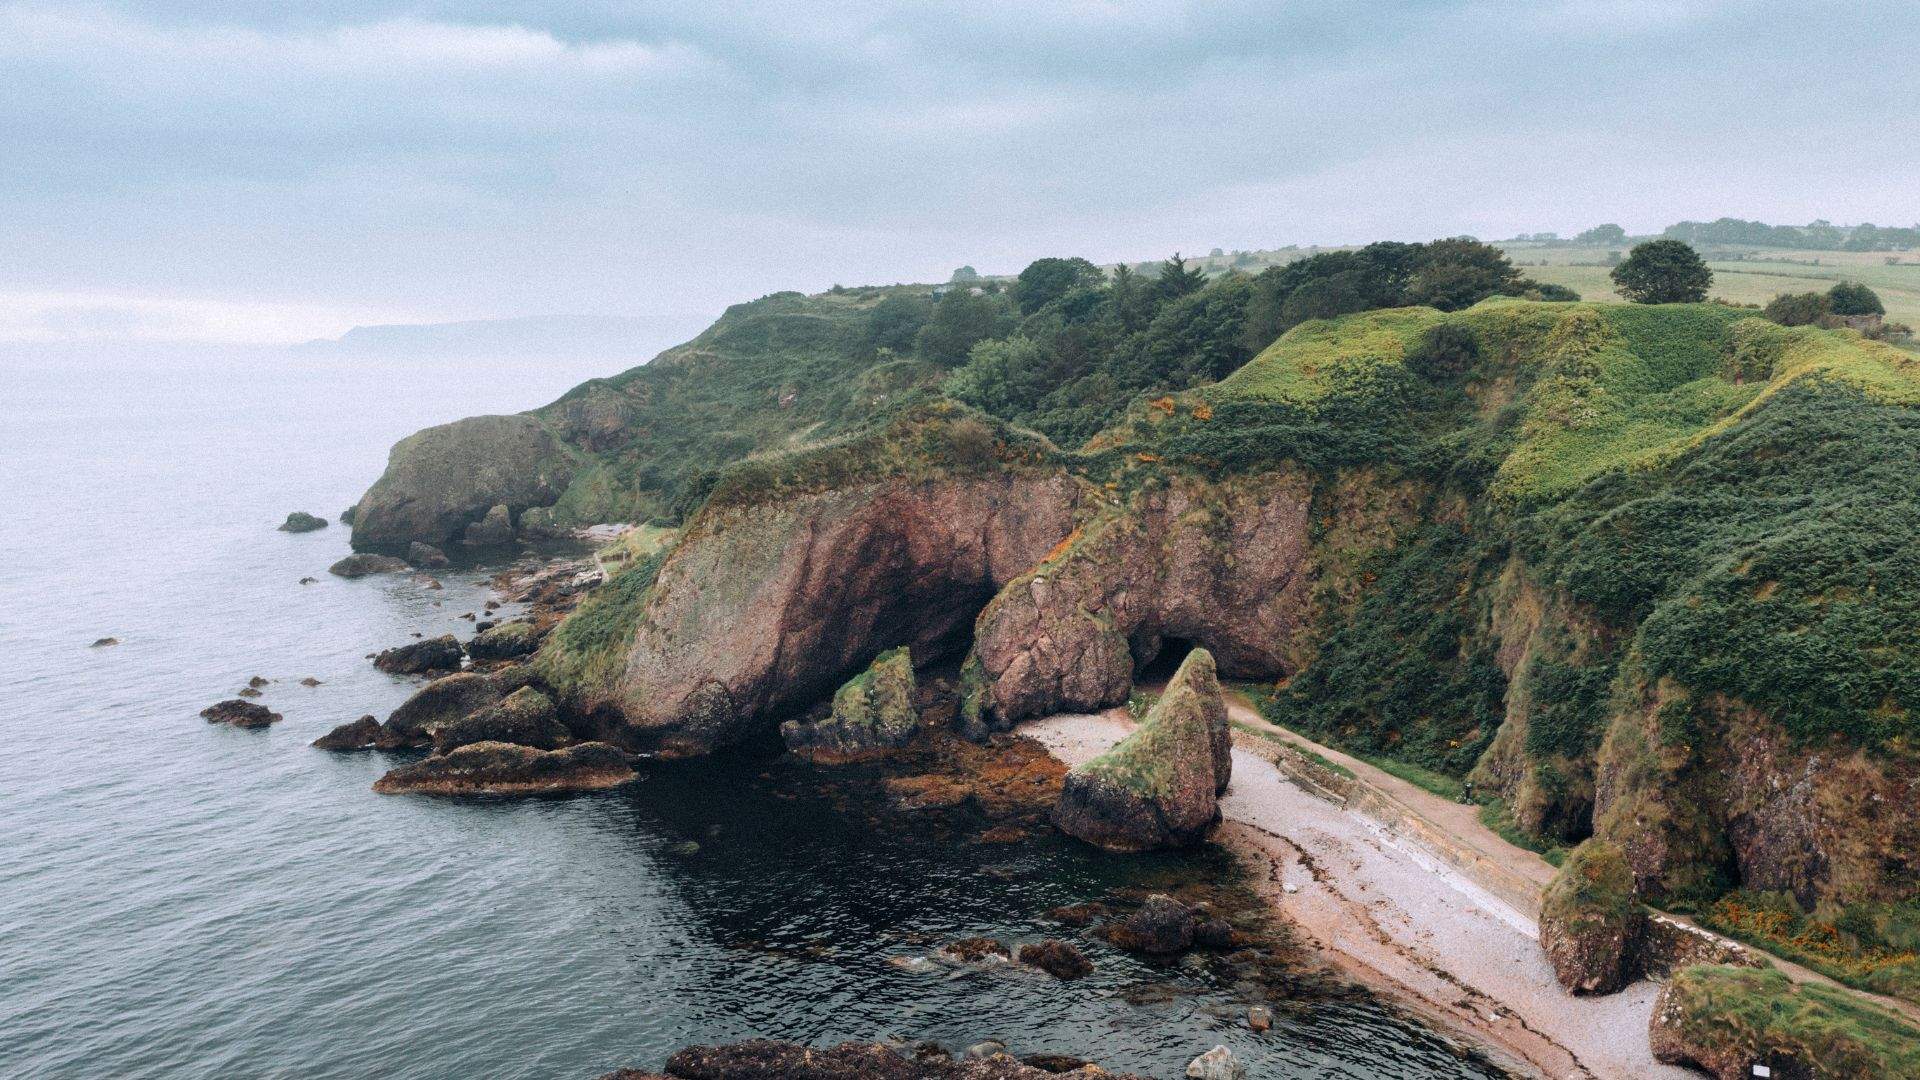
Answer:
[200,699,281,728]
[379,667,533,749]
[329,553,411,578]
[781,647,919,761]
[373,634,463,676]
[1100,894,1195,955]
[407,541,450,569]
[89,636,119,648]
[278,511,328,533]
[462,503,515,547]
[1017,939,1093,980]
[313,714,381,751]
[941,937,1011,963]
[372,740,635,796]
[432,686,566,754]
[468,620,543,662]
[1540,839,1645,995]
[1052,649,1230,852]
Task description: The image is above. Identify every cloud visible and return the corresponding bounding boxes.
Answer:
[0,289,432,344]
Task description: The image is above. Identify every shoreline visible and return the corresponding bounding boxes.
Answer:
[1021,710,1694,1080]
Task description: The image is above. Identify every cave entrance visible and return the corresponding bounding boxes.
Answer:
[1133,635,1198,686]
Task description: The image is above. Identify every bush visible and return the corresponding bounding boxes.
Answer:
[1763,291,1833,327]
[1829,281,1886,317]
[1611,240,1713,303]
[1403,322,1481,381]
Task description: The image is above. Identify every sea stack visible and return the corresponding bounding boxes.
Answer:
[1052,648,1231,852]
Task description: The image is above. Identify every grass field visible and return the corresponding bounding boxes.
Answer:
[1504,244,1920,328]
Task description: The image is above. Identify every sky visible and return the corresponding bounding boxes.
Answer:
[2,1,1917,345]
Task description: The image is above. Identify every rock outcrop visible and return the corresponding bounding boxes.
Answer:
[201,699,281,728]
[1647,965,1917,1079]
[468,620,543,662]
[1017,939,1092,980]
[329,553,410,578]
[350,413,574,551]
[378,667,533,749]
[610,1039,1146,1080]
[431,687,567,754]
[967,473,1312,729]
[278,511,327,533]
[373,634,464,676]
[1539,839,1645,995]
[603,459,1081,755]
[373,740,635,795]
[312,714,381,751]
[781,647,920,761]
[1052,650,1230,852]
[407,541,450,568]
[462,504,515,547]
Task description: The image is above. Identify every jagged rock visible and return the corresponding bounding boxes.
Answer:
[408,541,450,569]
[463,504,515,546]
[1052,649,1229,851]
[350,413,573,550]
[372,740,635,795]
[781,647,919,761]
[200,699,281,728]
[1184,1047,1242,1080]
[329,553,410,578]
[940,937,1010,963]
[278,511,328,533]
[638,1039,1146,1080]
[373,634,464,676]
[967,472,1312,729]
[468,620,543,662]
[1017,939,1093,980]
[339,504,357,525]
[431,687,566,754]
[1540,839,1645,995]
[313,715,381,751]
[1101,895,1195,954]
[378,667,533,749]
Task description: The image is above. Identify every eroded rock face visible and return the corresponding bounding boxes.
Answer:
[432,686,567,754]
[968,472,1313,729]
[374,634,464,676]
[610,473,1082,755]
[350,414,574,551]
[1052,650,1230,852]
[1539,839,1645,995]
[781,646,919,761]
[373,740,634,796]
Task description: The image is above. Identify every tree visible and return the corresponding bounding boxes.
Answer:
[1154,253,1208,302]
[1827,281,1885,317]
[950,266,980,283]
[1762,291,1831,327]
[1404,237,1525,311]
[1610,240,1712,303]
[1011,257,1103,315]
[864,293,933,354]
[915,289,1013,366]
[1574,223,1628,246]
[1109,264,1153,332]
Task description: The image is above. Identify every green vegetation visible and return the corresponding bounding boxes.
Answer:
[1543,838,1639,931]
[1612,240,1714,304]
[1657,965,1920,1077]
[1701,891,1920,1003]
[1479,800,1569,866]
[534,549,668,701]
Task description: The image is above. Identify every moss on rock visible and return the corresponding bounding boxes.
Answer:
[780,646,919,761]
[1649,964,1920,1079]
[1540,838,1645,994]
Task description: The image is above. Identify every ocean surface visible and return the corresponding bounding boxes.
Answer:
[0,344,1507,1079]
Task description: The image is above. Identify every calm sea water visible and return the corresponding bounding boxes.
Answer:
[0,345,1506,1079]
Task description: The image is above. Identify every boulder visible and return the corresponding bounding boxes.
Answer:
[278,511,328,533]
[1017,939,1093,980]
[432,687,567,754]
[468,620,543,662]
[373,634,464,676]
[1540,839,1645,995]
[1184,1047,1242,1080]
[89,636,119,647]
[313,715,381,751]
[329,553,410,578]
[781,647,919,761]
[1052,649,1229,851]
[462,504,515,547]
[407,541,450,569]
[372,740,635,796]
[378,667,532,749]
[1100,894,1195,954]
[200,699,281,728]
[350,413,573,550]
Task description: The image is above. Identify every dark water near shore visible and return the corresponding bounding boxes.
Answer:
[0,345,1506,1079]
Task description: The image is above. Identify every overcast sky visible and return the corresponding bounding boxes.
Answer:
[3,1,1917,344]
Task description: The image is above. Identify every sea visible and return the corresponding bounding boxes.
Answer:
[0,342,1508,1079]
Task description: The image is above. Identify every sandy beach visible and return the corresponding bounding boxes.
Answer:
[1022,710,1694,1080]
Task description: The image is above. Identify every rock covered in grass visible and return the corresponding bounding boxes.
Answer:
[329,553,410,578]
[781,647,919,761]
[278,511,328,533]
[1540,838,1645,995]
[1052,649,1230,851]
[373,634,464,676]
[201,699,281,728]
[468,619,543,662]
[373,740,634,796]
[1648,964,1919,1079]
[431,686,567,754]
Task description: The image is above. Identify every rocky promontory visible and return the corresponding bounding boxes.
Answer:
[350,413,575,551]
[372,740,635,796]
[1052,650,1230,852]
